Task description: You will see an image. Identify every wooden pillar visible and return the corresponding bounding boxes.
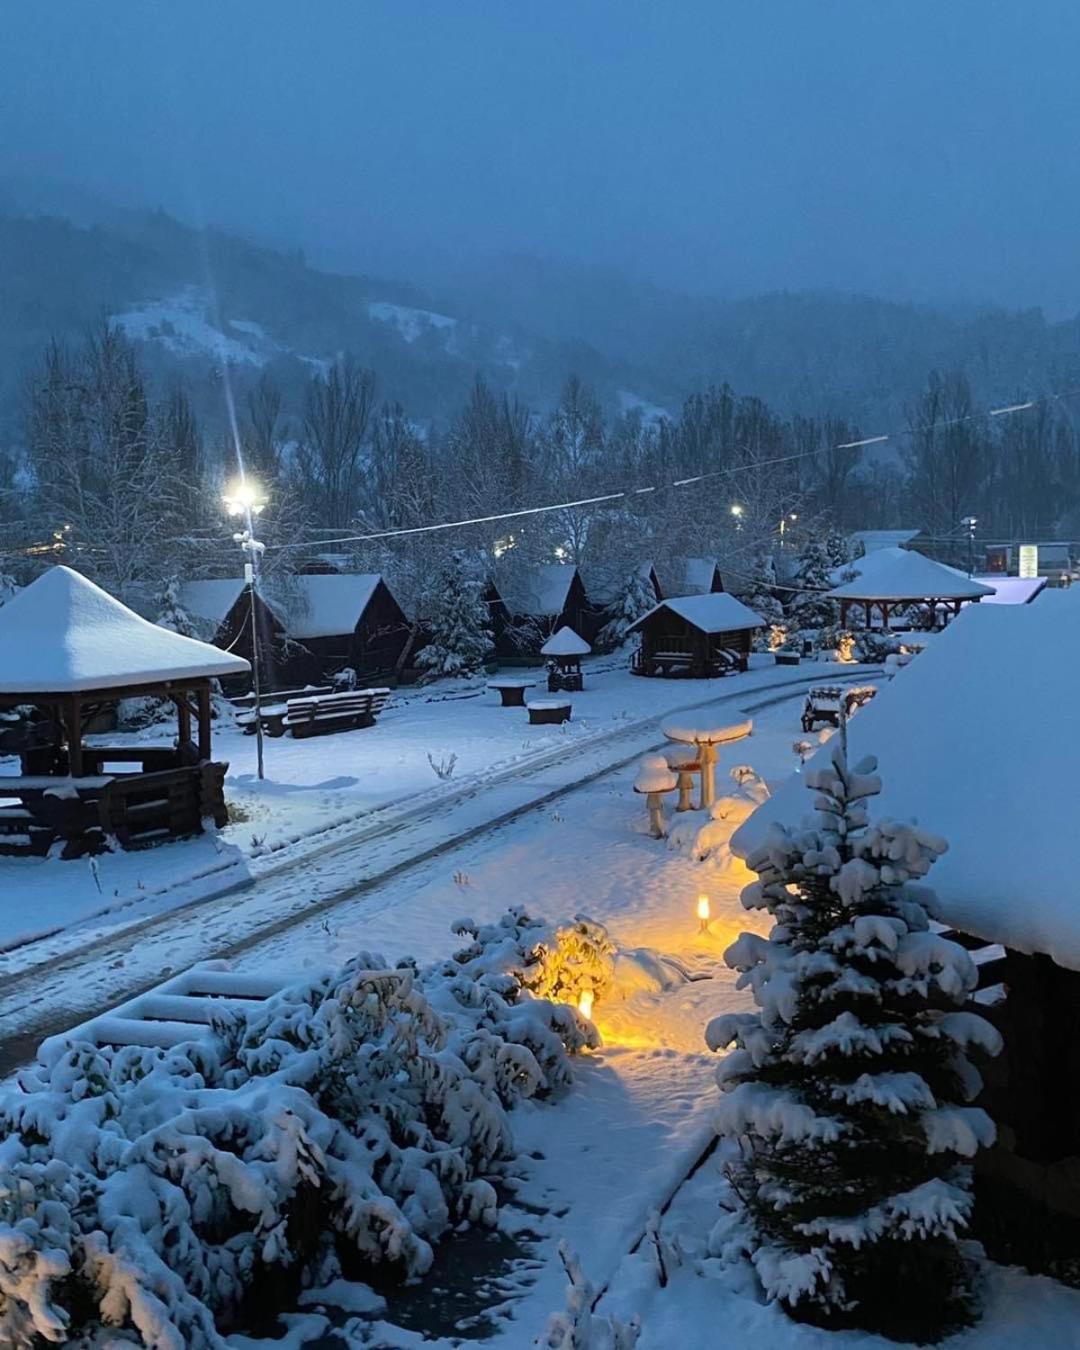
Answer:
[881,602,890,631]
[64,695,83,777]
[196,685,212,761]
[175,692,193,747]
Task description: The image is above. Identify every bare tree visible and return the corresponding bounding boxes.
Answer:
[295,358,376,527]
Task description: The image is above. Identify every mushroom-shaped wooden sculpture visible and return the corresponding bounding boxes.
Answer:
[664,744,700,812]
[633,754,678,838]
[660,717,753,809]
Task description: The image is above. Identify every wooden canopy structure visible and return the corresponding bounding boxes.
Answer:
[628,593,763,678]
[828,546,995,630]
[0,567,250,856]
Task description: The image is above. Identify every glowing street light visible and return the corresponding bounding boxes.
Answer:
[223,477,269,781]
[697,893,711,932]
[730,503,744,518]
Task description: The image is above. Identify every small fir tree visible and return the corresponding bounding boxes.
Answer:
[707,745,1001,1341]
[416,550,494,681]
[823,527,852,571]
[155,575,199,637]
[741,554,785,651]
[597,569,656,650]
[787,539,839,643]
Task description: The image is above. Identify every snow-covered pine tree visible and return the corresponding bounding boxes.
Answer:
[787,538,839,645]
[823,527,851,571]
[415,550,494,681]
[155,575,199,636]
[597,568,657,651]
[740,554,785,651]
[707,746,1001,1341]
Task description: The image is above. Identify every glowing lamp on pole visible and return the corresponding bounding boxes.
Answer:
[697,894,711,932]
[223,478,269,781]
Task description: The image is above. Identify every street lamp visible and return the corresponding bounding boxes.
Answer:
[961,515,978,578]
[223,478,269,781]
[730,503,744,531]
[779,510,798,544]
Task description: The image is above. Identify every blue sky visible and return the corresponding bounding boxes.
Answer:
[3,1,1079,310]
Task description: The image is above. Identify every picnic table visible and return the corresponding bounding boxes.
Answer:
[527,699,572,726]
[488,679,537,708]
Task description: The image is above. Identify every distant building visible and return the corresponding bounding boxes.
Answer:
[497,564,595,655]
[848,528,923,556]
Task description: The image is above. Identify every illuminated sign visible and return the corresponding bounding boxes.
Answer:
[1018,545,1038,579]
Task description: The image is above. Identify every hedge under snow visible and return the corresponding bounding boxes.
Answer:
[0,909,608,1348]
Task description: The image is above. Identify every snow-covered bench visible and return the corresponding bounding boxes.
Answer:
[801,684,877,733]
[279,688,391,739]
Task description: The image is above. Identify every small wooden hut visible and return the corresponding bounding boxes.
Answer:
[180,577,311,694]
[281,574,410,682]
[828,546,995,630]
[0,567,249,856]
[628,593,763,677]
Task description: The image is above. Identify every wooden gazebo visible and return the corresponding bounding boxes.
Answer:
[628,593,763,678]
[828,546,995,630]
[0,567,250,857]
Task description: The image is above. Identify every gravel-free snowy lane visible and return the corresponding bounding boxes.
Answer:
[0,668,878,1070]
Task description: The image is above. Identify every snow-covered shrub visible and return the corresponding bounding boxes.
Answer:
[0,915,599,1347]
[115,693,176,731]
[415,550,494,681]
[853,628,904,664]
[706,746,1002,1341]
[539,1242,640,1349]
[155,575,200,637]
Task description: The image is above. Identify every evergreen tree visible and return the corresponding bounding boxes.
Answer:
[740,554,785,650]
[415,550,494,681]
[155,575,199,637]
[788,538,839,641]
[707,747,1001,1341]
[823,527,851,570]
[597,568,656,650]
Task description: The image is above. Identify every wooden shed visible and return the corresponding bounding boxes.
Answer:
[627,593,763,677]
[280,574,411,682]
[180,578,320,694]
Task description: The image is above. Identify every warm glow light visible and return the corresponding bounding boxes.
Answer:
[697,894,711,925]
[223,478,268,517]
[730,503,744,518]
[578,989,595,1020]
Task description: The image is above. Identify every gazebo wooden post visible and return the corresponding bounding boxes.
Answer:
[64,694,83,777]
[196,685,212,761]
[881,602,890,631]
[175,691,193,749]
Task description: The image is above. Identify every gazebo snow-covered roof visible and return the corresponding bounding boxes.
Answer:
[630,592,763,635]
[0,567,250,694]
[732,601,1080,972]
[541,626,591,657]
[828,548,995,603]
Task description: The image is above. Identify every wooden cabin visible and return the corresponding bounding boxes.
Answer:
[627,593,763,677]
[497,564,596,656]
[731,595,1080,1277]
[181,578,321,694]
[655,557,725,599]
[0,567,249,856]
[280,574,410,683]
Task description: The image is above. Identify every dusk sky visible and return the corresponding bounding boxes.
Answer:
[3,0,1079,311]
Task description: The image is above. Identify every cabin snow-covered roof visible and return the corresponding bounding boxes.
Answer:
[500,564,579,618]
[0,566,250,693]
[279,574,384,640]
[180,578,253,630]
[827,547,995,601]
[628,592,763,635]
[655,557,722,597]
[849,529,921,554]
[541,626,591,657]
[732,602,1080,972]
[977,575,1046,604]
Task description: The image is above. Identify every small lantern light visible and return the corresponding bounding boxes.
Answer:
[697,894,711,932]
[578,989,595,1020]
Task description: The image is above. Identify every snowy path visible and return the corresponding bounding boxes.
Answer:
[0,669,877,1071]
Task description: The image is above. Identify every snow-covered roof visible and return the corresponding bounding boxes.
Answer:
[541,626,591,657]
[733,602,1080,971]
[977,575,1046,605]
[849,529,921,554]
[180,578,251,630]
[656,557,721,597]
[828,547,995,602]
[580,561,655,606]
[0,566,250,694]
[628,592,764,635]
[278,574,384,640]
[501,564,578,618]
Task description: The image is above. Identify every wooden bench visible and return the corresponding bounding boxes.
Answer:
[281,688,391,739]
[527,700,572,726]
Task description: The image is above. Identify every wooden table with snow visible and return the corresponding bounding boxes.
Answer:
[660,715,753,807]
[487,679,537,707]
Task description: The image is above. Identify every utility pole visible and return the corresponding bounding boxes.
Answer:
[224,480,269,780]
[961,516,978,578]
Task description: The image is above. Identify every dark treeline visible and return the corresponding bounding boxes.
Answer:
[7,322,1080,614]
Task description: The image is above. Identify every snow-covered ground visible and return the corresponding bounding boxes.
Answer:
[0,657,854,957]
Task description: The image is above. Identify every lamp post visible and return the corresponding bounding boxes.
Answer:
[779,510,798,546]
[224,479,269,781]
[730,503,744,531]
[961,515,978,578]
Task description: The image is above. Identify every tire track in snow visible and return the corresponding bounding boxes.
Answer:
[0,670,881,1072]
